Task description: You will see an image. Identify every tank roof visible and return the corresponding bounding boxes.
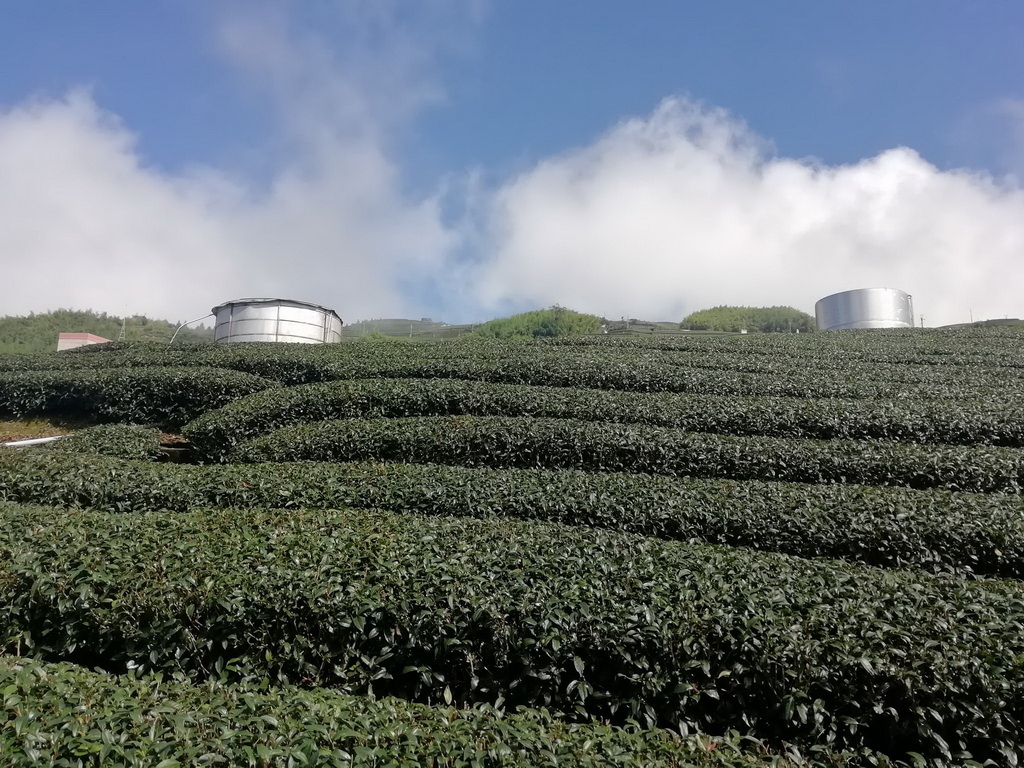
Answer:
[211,298,341,321]
[816,287,911,301]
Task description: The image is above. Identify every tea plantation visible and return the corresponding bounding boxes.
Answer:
[1,329,1023,767]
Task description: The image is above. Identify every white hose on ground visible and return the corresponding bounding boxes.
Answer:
[0,435,67,448]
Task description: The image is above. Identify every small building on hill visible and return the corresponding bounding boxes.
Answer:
[57,332,111,351]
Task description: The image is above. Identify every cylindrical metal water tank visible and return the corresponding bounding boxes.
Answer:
[211,298,343,344]
[815,288,914,331]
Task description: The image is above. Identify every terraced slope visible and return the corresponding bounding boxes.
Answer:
[2,327,1023,767]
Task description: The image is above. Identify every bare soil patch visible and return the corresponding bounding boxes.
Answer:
[0,418,89,443]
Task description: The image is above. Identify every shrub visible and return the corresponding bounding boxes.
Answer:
[42,425,163,462]
[233,416,1024,494]
[0,367,279,427]
[0,655,860,767]
[1,504,1021,764]
[183,378,1024,463]
[1,453,1022,577]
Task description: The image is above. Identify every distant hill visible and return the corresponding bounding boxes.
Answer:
[471,307,602,339]
[346,314,736,340]
[344,318,478,340]
[0,310,213,355]
[681,306,815,333]
[940,318,1023,330]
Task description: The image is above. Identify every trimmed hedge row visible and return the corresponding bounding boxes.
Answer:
[23,330,1024,372]
[1,504,1022,765]
[182,378,1024,462]
[0,657,833,768]
[1,452,1022,577]
[233,416,1024,494]
[544,327,1024,367]
[42,424,164,462]
[0,367,279,428]
[1,341,1019,403]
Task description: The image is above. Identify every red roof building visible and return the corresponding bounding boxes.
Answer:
[57,332,111,351]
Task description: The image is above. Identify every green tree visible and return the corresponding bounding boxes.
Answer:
[0,309,214,354]
[473,307,602,339]
[680,306,814,333]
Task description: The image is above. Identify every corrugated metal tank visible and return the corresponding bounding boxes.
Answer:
[815,288,915,331]
[211,298,343,344]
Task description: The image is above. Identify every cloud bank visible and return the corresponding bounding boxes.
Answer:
[472,99,1024,326]
[0,92,236,322]
[0,8,1021,327]
[0,5,459,323]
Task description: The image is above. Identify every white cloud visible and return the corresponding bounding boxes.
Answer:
[472,98,1024,326]
[0,92,236,321]
[1,8,1021,329]
[0,5,461,324]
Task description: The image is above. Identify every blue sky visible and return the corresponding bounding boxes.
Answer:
[423,2,1024,177]
[1,1,1022,325]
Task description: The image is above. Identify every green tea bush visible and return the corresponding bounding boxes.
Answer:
[544,324,1024,362]
[1,453,1021,577]
[5,328,1024,766]
[1,340,1018,402]
[0,656,849,767]
[0,367,279,427]
[183,378,1024,462]
[41,425,164,462]
[233,416,1024,494]
[1,504,1021,765]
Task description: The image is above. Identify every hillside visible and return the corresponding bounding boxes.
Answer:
[2,328,1024,765]
[681,305,816,333]
[0,309,213,355]
[471,307,602,338]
